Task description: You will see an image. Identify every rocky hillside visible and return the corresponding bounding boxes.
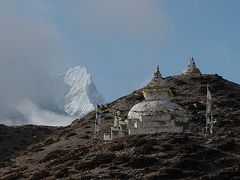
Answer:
[0,74,239,179]
[0,125,56,162]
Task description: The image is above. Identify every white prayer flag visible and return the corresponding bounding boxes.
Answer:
[206,84,212,114]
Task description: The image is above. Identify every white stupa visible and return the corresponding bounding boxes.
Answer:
[182,57,201,75]
[106,66,188,140]
[126,66,188,135]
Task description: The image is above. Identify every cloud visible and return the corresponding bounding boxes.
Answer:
[0,1,65,70]
[0,1,70,125]
[16,99,72,126]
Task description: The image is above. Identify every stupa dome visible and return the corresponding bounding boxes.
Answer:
[128,100,182,120]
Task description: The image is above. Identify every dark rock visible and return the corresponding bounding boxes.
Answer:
[190,149,226,161]
[144,168,185,180]
[162,168,185,179]
[114,155,130,165]
[217,139,237,151]
[133,142,156,155]
[42,149,67,162]
[126,156,159,168]
[184,144,205,154]
[65,132,77,139]
[108,143,125,152]
[1,172,23,180]
[70,147,89,159]
[216,157,239,167]
[80,135,90,139]
[44,138,54,145]
[173,158,212,172]
[209,166,240,179]
[109,172,130,179]
[126,136,148,148]
[30,171,49,180]
[55,168,70,178]
[75,153,116,170]
[172,135,190,144]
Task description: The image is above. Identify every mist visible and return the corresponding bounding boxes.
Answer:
[0,1,70,126]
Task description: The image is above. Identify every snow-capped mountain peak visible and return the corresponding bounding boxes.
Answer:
[55,66,104,117]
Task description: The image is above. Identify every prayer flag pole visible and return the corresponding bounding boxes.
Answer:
[206,84,213,135]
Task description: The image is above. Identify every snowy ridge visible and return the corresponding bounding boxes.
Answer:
[55,66,104,117]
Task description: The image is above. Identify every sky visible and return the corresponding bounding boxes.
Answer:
[0,0,239,104]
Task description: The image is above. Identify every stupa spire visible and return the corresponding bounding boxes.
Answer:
[182,57,201,75]
[188,57,197,70]
[143,65,174,100]
[154,65,162,79]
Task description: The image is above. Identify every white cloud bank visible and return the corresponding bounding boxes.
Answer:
[16,99,72,127]
[0,1,71,126]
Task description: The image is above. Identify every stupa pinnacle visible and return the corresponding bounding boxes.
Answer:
[182,57,201,75]
[147,66,166,90]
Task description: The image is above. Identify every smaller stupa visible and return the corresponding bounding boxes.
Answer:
[182,57,201,75]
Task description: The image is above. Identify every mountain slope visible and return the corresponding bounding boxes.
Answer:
[0,125,56,162]
[54,66,104,117]
[0,74,240,179]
